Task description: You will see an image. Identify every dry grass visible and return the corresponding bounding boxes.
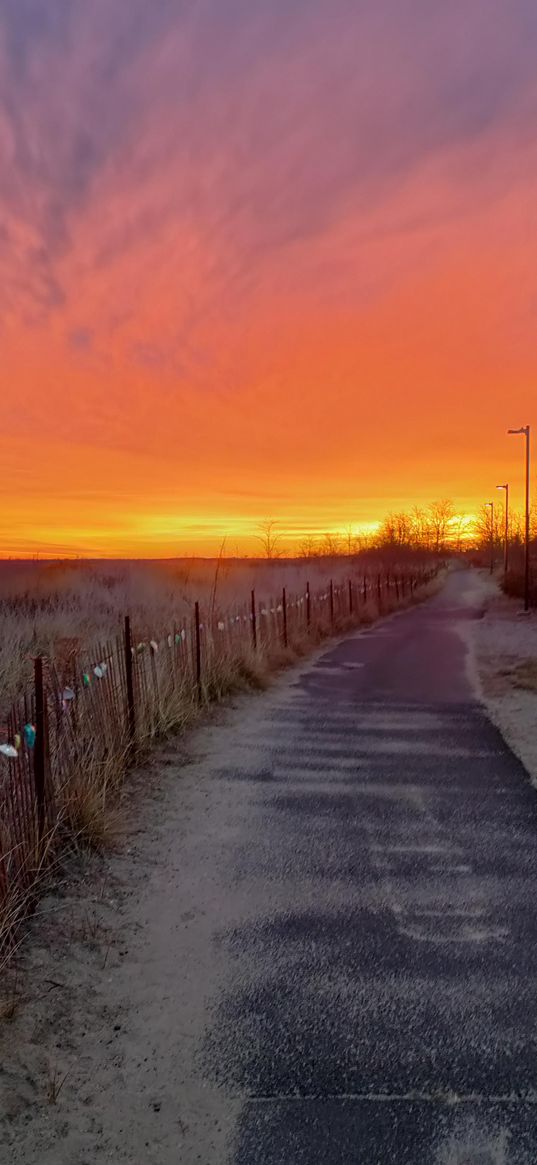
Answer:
[71,906,109,946]
[0,812,68,971]
[0,555,428,709]
[0,555,439,973]
[0,969,21,1021]
[498,660,537,692]
[58,745,130,850]
[45,1060,70,1105]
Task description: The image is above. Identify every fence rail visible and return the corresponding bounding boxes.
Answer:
[0,566,437,955]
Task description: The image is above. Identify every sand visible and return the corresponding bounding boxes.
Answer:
[0,639,341,1164]
[462,572,537,787]
[3,571,537,1164]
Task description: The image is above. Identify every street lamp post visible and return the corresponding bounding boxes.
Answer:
[496,483,509,576]
[485,502,494,575]
[507,426,531,611]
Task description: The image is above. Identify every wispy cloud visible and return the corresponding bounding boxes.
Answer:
[2,0,535,324]
[0,0,536,552]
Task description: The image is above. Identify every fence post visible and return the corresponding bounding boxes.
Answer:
[363,576,367,603]
[282,587,288,648]
[34,655,47,844]
[348,578,353,616]
[377,573,382,607]
[124,616,136,750]
[306,581,311,629]
[195,601,202,702]
[330,580,334,626]
[251,589,257,650]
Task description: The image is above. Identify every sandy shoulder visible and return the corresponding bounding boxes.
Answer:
[0,626,358,1165]
[464,576,537,788]
[0,685,277,1164]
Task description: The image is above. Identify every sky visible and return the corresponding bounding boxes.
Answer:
[0,0,536,556]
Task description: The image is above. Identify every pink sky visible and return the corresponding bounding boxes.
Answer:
[1,0,536,554]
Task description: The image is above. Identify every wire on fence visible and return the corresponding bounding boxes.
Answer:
[0,563,438,956]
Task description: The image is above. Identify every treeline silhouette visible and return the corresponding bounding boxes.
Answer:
[290,499,537,564]
[295,500,463,558]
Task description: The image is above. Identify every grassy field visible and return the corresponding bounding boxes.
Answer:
[0,554,412,708]
[0,552,438,967]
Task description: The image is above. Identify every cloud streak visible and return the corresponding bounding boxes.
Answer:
[0,0,536,552]
[2,0,536,313]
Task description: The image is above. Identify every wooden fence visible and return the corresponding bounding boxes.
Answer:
[0,566,437,955]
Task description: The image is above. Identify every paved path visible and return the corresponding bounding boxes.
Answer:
[203,570,537,1164]
[8,569,537,1164]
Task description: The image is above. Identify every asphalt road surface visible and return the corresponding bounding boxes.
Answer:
[9,568,537,1165]
[200,569,537,1164]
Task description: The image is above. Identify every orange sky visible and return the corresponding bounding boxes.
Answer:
[1,1,536,556]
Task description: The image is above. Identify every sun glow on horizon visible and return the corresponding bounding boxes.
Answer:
[0,3,535,559]
[0,506,488,560]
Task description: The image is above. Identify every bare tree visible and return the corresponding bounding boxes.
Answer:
[510,510,524,546]
[378,511,413,547]
[255,519,283,559]
[428,499,455,553]
[410,506,431,549]
[474,503,503,552]
[344,526,361,555]
[451,515,467,554]
[298,536,318,558]
[320,532,342,556]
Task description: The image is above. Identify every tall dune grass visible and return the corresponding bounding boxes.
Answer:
[0,556,440,966]
[0,555,419,707]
